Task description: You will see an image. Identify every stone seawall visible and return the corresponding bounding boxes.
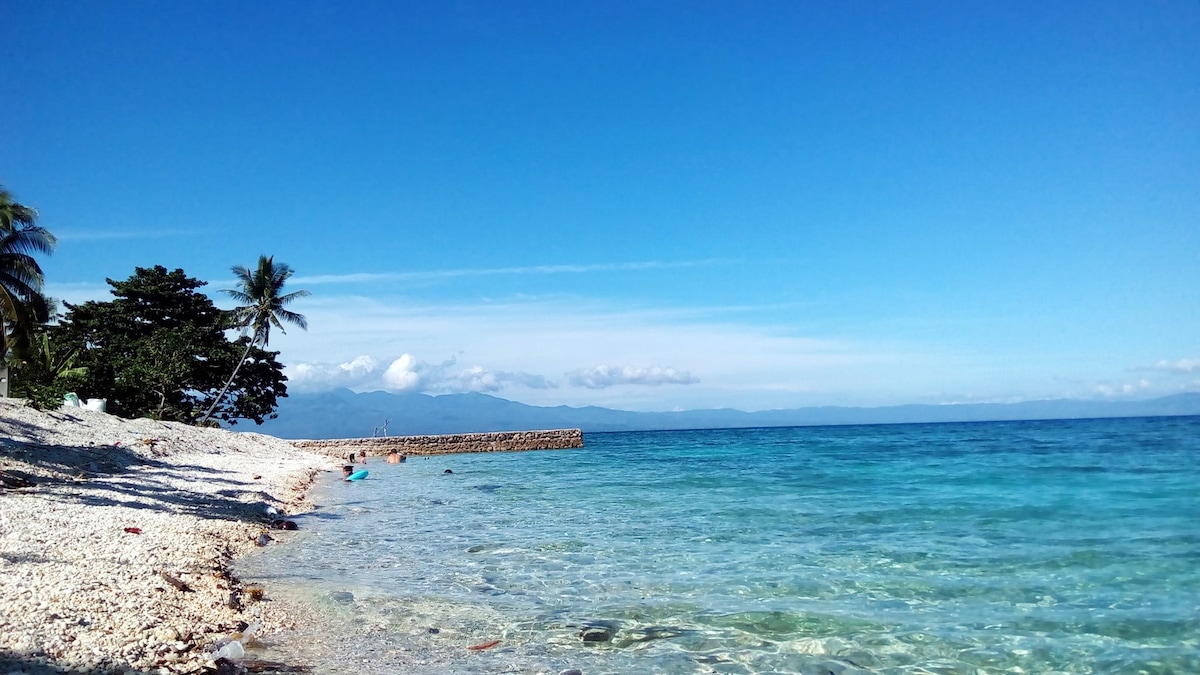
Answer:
[292,428,584,457]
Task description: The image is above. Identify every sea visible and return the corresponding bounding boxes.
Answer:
[235,416,1200,674]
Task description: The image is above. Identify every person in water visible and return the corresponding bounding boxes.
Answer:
[386,450,407,464]
[341,465,355,480]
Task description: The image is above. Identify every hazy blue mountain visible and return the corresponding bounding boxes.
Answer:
[251,389,1200,439]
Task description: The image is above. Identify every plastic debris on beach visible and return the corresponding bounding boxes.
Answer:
[212,620,261,661]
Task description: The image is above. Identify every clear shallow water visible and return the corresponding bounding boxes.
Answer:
[238,417,1200,674]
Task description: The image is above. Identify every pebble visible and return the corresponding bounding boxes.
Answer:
[0,400,331,673]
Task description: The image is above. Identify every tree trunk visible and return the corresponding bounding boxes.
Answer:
[199,339,255,425]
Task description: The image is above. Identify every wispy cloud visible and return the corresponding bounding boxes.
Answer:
[42,281,114,305]
[566,365,699,389]
[1147,358,1200,374]
[291,259,726,286]
[54,228,209,242]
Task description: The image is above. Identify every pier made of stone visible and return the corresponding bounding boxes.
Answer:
[292,428,584,457]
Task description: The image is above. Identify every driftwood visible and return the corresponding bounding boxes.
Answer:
[158,571,191,592]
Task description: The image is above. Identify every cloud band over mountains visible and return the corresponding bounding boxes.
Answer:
[287,355,697,395]
[566,365,700,389]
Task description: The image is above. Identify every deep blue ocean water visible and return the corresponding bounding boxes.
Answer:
[238,417,1200,674]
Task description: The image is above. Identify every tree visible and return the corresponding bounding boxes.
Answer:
[8,328,87,409]
[56,266,290,424]
[199,256,309,425]
[0,187,55,368]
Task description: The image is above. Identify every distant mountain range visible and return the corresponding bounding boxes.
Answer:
[251,389,1200,439]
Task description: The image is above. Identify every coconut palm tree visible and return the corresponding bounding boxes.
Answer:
[0,187,56,372]
[199,255,309,424]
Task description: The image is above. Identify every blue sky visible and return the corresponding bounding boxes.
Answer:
[3,1,1198,411]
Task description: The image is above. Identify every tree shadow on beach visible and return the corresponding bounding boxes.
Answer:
[0,650,187,675]
[1,436,167,479]
[1,438,330,525]
[0,652,161,675]
[0,653,71,675]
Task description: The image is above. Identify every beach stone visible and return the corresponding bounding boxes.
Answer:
[327,591,355,604]
[580,626,614,642]
[559,670,584,675]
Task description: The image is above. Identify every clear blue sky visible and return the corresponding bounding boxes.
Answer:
[3,1,1197,411]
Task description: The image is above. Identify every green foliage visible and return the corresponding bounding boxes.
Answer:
[0,186,56,363]
[200,255,309,425]
[224,255,310,345]
[9,331,87,410]
[55,265,289,424]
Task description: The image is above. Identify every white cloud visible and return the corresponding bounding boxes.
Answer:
[381,354,424,391]
[1151,358,1200,374]
[567,365,700,389]
[287,355,381,391]
[262,293,913,409]
[1094,378,1151,397]
[286,353,553,395]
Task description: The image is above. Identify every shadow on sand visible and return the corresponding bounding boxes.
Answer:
[0,652,77,675]
[1,437,335,525]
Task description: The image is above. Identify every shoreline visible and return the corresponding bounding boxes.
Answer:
[0,400,336,674]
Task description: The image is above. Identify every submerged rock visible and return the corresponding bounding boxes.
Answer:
[579,620,621,643]
[327,591,355,604]
[580,627,612,642]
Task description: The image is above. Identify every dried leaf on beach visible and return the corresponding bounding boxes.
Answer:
[159,571,192,592]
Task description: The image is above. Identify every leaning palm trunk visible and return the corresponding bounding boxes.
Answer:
[201,255,308,426]
[198,338,255,425]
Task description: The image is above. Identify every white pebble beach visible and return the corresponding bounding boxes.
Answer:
[0,399,338,674]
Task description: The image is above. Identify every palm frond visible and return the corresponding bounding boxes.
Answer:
[220,289,256,304]
[215,255,310,350]
[0,227,56,256]
[274,307,308,331]
[276,289,312,306]
[0,188,40,231]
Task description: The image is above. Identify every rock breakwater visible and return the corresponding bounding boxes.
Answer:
[292,428,584,458]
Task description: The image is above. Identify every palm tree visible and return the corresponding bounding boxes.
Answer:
[199,255,309,424]
[0,187,56,373]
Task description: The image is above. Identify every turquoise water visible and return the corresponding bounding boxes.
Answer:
[238,417,1200,674]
